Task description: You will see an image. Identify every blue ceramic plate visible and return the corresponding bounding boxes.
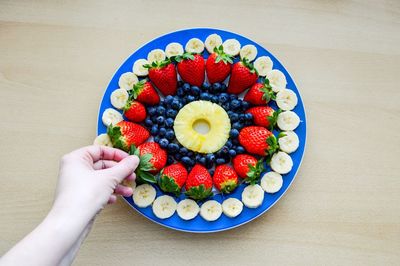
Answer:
[97,28,307,233]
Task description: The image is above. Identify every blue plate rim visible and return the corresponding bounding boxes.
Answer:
[97,27,308,233]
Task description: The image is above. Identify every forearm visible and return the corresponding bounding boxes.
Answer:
[1,207,94,266]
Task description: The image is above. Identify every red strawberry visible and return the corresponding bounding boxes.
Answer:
[159,163,188,196]
[131,80,160,105]
[145,59,177,96]
[137,142,167,174]
[233,154,264,184]
[185,164,213,200]
[238,126,278,156]
[107,121,150,152]
[246,106,280,129]
[176,53,205,86]
[205,45,233,84]
[213,164,238,193]
[123,100,146,122]
[244,79,275,105]
[227,59,258,94]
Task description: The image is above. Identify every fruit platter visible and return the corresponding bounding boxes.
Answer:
[95,28,306,233]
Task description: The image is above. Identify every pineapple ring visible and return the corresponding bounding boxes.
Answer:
[173,101,231,153]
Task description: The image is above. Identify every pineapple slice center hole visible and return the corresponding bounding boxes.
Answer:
[192,119,210,135]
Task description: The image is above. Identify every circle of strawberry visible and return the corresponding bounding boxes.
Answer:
[107,121,150,152]
[232,154,264,184]
[144,59,178,96]
[159,163,188,196]
[213,164,239,194]
[130,79,160,106]
[246,106,281,130]
[123,100,147,122]
[227,58,258,94]
[244,79,276,105]
[205,45,233,84]
[238,126,279,156]
[175,53,205,86]
[185,164,213,200]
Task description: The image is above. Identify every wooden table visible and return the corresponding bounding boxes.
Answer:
[1,1,399,265]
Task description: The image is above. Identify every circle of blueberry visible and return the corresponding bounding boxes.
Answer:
[142,81,252,170]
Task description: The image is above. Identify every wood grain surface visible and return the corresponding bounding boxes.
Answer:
[1,1,399,265]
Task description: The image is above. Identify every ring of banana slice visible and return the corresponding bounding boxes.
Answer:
[95,31,303,225]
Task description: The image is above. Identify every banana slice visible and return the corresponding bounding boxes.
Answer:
[205,34,223,53]
[239,44,257,62]
[270,151,293,175]
[118,72,139,90]
[200,200,222,221]
[93,133,113,147]
[147,49,166,64]
[254,56,273,77]
[133,184,156,208]
[277,111,300,131]
[241,184,264,208]
[276,89,298,111]
[266,69,287,92]
[110,88,129,110]
[222,39,241,56]
[152,195,177,219]
[278,131,299,154]
[185,38,205,54]
[101,108,123,127]
[165,42,184,58]
[132,59,149,76]
[222,198,243,218]
[176,199,200,220]
[261,172,283,193]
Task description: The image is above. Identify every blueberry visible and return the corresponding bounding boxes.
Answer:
[242,101,250,110]
[212,83,221,92]
[220,146,229,155]
[167,156,174,165]
[165,118,174,128]
[195,154,202,162]
[232,122,243,130]
[144,118,153,127]
[157,106,166,115]
[166,109,177,118]
[245,120,253,126]
[231,99,241,110]
[222,103,230,111]
[239,114,246,122]
[159,138,169,148]
[179,147,188,155]
[165,95,174,104]
[174,153,182,160]
[229,113,239,122]
[154,136,160,143]
[181,156,193,166]
[218,93,229,104]
[150,125,159,135]
[211,95,219,103]
[167,143,179,153]
[225,140,233,148]
[187,151,194,158]
[182,83,191,92]
[229,94,237,101]
[245,113,253,121]
[191,86,200,96]
[232,138,240,145]
[209,169,215,176]
[151,115,158,123]
[156,116,165,125]
[230,129,239,138]
[159,127,167,137]
[178,80,184,87]
[200,92,211,101]
[171,100,180,110]
[216,158,226,165]
[228,149,237,157]
[236,146,245,154]
[199,157,206,165]
[206,153,216,163]
[187,95,195,102]
[165,130,175,141]
[221,83,227,91]
[177,87,185,96]
[202,82,211,91]
[148,107,157,116]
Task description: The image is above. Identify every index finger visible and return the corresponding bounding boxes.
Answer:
[76,145,129,163]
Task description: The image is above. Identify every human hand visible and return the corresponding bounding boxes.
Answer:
[53,145,139,220]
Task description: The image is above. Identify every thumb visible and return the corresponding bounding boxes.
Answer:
[103,155,139,183]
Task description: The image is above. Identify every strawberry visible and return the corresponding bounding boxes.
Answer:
[238,126,278,156]
[131,79,160,106]
[107,121,150,152]
[176,53,205,86]
[145,59,177,96]
[185,164,213,200]
[137,142,167,174]
[213,164,238,193]
[205,45,233,84]
[159,163,188,196]
[227,58,258,94]
[123,100,146,122]
[232,154,264,184]
[244,79,275,105]
[246,106,281,130]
